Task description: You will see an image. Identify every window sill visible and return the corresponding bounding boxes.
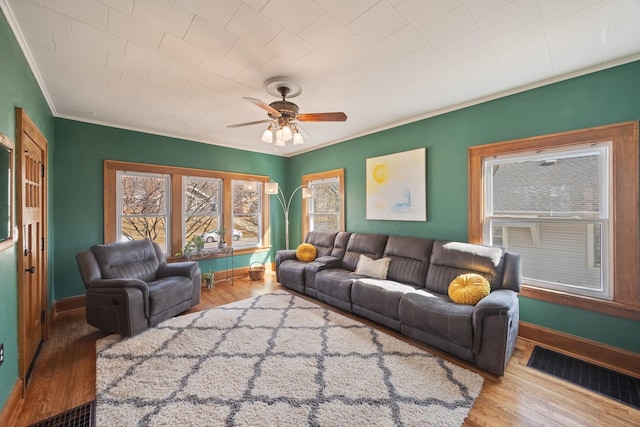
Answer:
[520,285,640,321]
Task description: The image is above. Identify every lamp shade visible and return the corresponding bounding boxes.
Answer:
[302,187,314,199]
[276,125,293,141]
[293,132,304,145]
[261,128,273,143]
[275,138,286,147]
[265,181,279,194]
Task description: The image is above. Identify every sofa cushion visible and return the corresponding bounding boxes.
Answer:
[279,260,308,285]
[296,243,317,262]
[448,273,491,305]
[315,268,361,305]
[148,276,193,316]
[305,231,338,257]
[399,290,475,349]
[353,255,391,279]
[352,278,418,321]
[383,236,433,287]
[342,233,388,271]
[426,241,505,294]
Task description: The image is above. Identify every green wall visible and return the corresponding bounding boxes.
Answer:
[287,60,640,353]
[0,8,54,411]
[53,119,287,299]
[2,0,640,414]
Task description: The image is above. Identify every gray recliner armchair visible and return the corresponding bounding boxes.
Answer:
[76,239,201,336]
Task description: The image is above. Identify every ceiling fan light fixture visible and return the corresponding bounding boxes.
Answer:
[261,128,273,143]
[276,125,293,142]
[293,131,304,145]
[275,138,286,147]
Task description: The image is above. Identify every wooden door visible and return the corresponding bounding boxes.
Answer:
[16,108,48,384]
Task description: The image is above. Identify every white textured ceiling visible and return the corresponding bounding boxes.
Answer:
[3,0,640,156]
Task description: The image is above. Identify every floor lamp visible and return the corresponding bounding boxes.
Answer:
[265,181,314,250]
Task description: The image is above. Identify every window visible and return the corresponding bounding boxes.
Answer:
[483,145,610,299]
[302,169,345,237]
[468,122,639,320]
[232,180,262,248]
[104,160,271,257]
[117,171,170,253]
[184,177,222,249]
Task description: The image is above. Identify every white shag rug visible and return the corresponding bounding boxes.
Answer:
[96,290,483,426]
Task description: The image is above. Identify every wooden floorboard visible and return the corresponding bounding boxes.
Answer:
[10,273,640,426]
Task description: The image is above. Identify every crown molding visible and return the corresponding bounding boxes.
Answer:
[0,0,56,115]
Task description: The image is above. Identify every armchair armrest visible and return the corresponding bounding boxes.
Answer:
[157,261,199,279]
[87,278,150,317]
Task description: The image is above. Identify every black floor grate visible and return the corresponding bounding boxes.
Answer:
[28,401,95,427]
[528,346,640,410]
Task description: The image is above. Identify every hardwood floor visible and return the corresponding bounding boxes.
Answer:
[8,273,640,426]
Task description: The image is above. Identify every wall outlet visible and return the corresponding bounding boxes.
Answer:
[0,343,4,367]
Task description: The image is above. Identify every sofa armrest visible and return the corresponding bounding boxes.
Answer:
[276,250,298,263]
[87,278,151,317]
[471,289,520,375]
[313,256,342,269]
[275,250,298,282]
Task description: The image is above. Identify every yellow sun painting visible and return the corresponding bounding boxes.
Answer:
[366,148,426,221]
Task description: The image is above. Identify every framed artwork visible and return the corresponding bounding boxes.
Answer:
[366,148,426,221]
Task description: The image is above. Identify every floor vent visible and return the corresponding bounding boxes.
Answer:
[28,400,95,427]
[528,345,639,410]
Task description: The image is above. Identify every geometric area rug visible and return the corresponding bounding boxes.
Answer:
[96,290,484,426]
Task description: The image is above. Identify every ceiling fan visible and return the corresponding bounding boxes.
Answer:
[227,79,347,146]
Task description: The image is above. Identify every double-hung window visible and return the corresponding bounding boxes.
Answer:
[184,177,222,248]
[117,171,170,253]
[302,169,345,236]
[468,122,639,320]
[483,144,610,299]
[232,180,262,248]
[308,177,341,232]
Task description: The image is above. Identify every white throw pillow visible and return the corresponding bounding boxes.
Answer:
[353,254,391,279]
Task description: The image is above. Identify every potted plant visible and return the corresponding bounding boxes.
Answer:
[182,235,205,259]
[215,226,227,248]
[202,270,215,288]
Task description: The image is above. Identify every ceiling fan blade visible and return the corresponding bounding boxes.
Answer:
[297,112,347,122]
[226,119,273,128]
[243,97,282,118]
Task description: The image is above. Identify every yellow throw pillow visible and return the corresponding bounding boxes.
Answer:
[448,273,491,305]
[296,243,317,262]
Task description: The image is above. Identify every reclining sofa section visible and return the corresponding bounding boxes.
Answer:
[275,231,522,376]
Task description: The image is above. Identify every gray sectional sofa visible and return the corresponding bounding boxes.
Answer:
[276,231,522,376]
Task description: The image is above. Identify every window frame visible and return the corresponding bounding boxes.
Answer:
[301,168,345,238]
[104,160,272,258]
[182,175,223,246]
[117,170,171,252]
[482,144,611,300]
[231,179,263,249]
[468,121,639,321]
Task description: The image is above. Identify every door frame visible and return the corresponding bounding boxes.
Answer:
[15,107,48,383]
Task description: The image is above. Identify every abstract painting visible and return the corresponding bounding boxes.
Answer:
[366,148,426,221]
